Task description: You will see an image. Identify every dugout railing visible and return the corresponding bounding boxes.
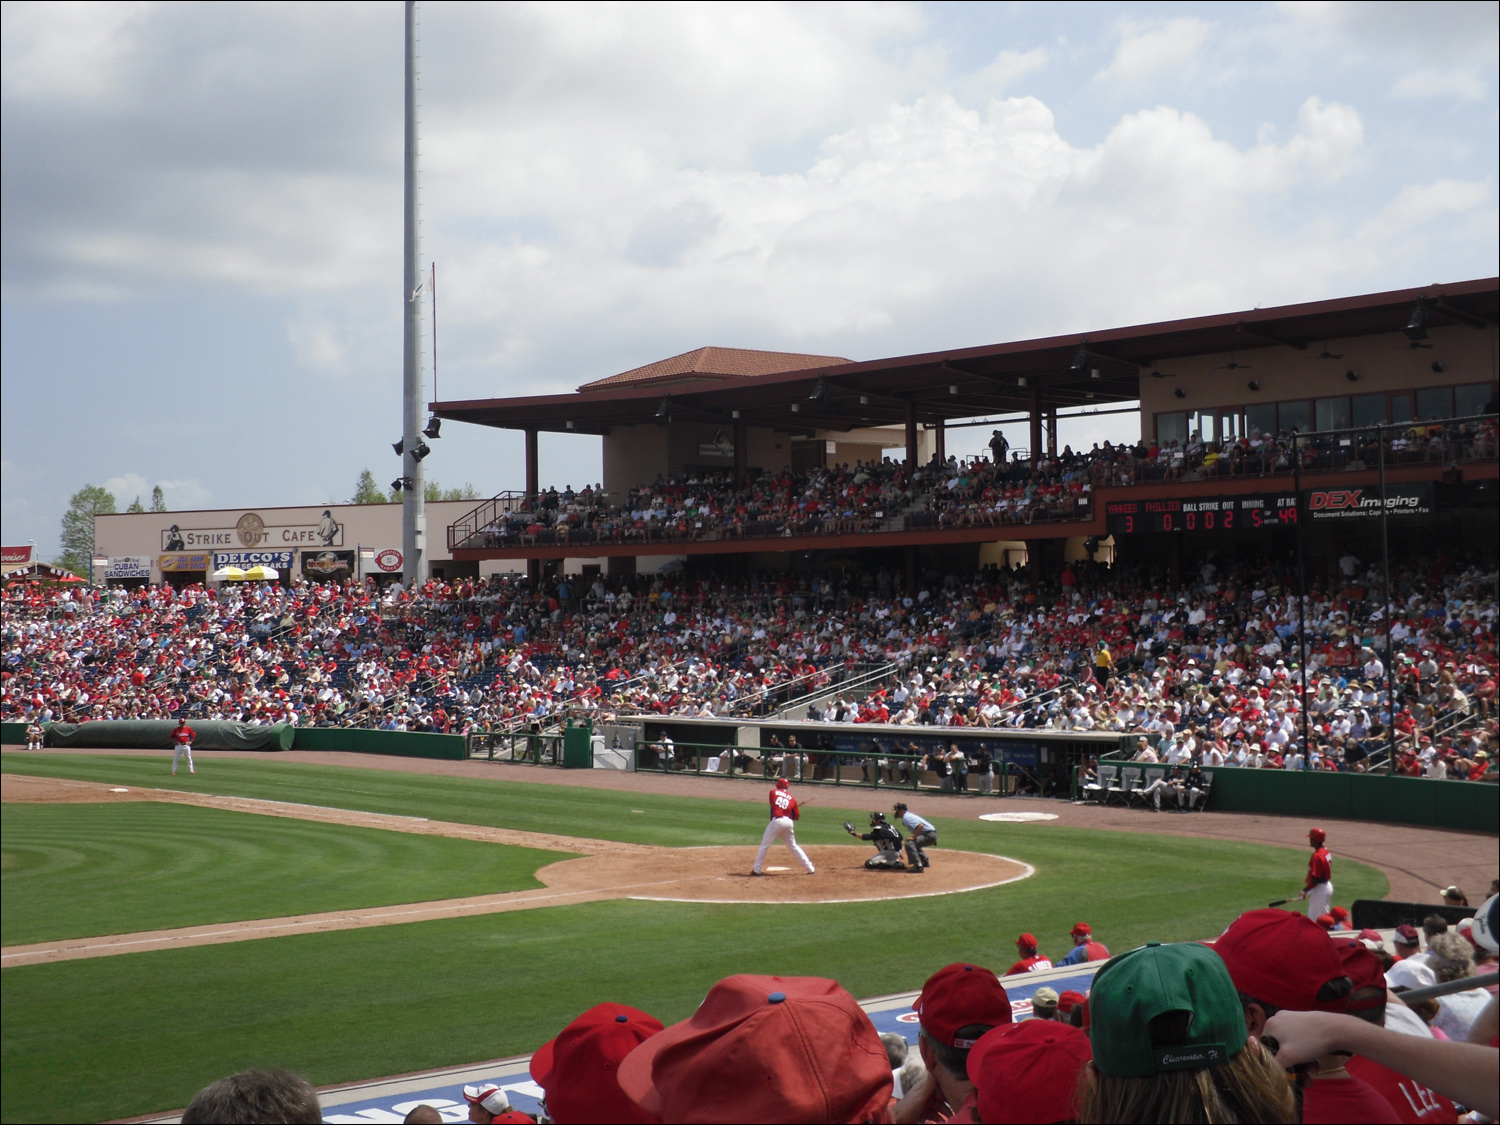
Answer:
[629,740,1016,797]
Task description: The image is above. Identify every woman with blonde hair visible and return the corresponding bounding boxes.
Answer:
[1079,941,1295,1124]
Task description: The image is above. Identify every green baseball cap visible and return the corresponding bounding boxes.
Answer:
[1087,942,1247,1078]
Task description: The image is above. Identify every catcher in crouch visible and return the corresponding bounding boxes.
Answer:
[845,811,906,870]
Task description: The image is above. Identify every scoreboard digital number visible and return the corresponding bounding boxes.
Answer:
[1105,493,1298,535]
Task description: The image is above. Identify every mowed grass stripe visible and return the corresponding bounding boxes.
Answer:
[1,803,568,946]
[1,753,790,847]
[2,840,1387,1125]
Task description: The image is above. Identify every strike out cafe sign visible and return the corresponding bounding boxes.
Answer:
[161,511,346,551]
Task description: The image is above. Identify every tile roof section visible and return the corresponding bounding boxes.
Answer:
[578,346,852,391]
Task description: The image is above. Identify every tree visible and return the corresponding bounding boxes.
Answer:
[126,496,145,513]
[57,484,116,576]
[352,469,389,504]
[424,480,479,502]
[150,485,167,512]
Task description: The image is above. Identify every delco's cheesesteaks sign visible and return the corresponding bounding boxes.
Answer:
[161,511,344,550]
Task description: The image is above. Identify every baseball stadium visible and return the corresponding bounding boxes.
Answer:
[5,7,1500,1125]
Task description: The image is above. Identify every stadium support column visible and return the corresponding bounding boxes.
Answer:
[1046,407,1057,457]
[733,416,747,488]
[524,427,539,501]
[1029,388,1042,464]
[400,0,427,587]
[905,400,918,469]
[935,421,946,464]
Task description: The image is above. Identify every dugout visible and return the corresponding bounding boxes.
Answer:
[624,716,1126,798]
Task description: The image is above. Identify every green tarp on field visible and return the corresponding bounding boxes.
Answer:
[44,720,293,752]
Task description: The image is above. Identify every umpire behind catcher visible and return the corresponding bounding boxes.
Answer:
[894,802,936,873]
[845,811,905,870]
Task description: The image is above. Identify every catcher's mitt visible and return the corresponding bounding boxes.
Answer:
[843,821,855,834]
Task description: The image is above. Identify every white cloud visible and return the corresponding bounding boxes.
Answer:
[1389,68,1487,101]
[103,473,212,510]
[962,47,1050,99]
[0,1,152,100]
[1094,18,1210,86]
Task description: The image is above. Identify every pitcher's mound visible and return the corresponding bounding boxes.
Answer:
[536,845,1031,904]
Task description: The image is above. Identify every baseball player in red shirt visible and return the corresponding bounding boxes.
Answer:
[1300,826,1333,920]
[751,778,815,876]
[171,718,195,776]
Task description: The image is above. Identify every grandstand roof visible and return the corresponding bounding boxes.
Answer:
[433,277,1498,436]
[577,346,853,391]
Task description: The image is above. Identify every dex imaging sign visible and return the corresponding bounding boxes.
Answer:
[1303,484,1433,521]
[162,511,345,550]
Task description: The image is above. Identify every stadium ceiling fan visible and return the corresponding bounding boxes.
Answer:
[1215,352,1252,371]
[1315,345,1345,360]
[1147,365,1180,379]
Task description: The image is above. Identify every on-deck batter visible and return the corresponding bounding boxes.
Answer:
[751,778,815,876]
[1300,826,1334,919]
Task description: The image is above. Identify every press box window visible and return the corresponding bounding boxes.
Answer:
[1416,387,1453,420]
[1314,397,1351,432]
[1245,404,1276,439]
[1351,393,1387,428]
[1455,383,1495,417]
[1156,412,1187,446]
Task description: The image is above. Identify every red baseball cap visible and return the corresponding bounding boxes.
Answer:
[1056,989,1087,1015]
[1070,922,1092,937]
[1016,933,1039,952]
[1308,827,1326,844]
[1315,913,1336,930]
[966,1020,1092,1125]
[1330,906,1349,922]
[915,963,1012,1048]
[1334,940,1387,1011]
[530,1003,664,1124]
[616,975,892,1123]
[1212,909,1349,1012]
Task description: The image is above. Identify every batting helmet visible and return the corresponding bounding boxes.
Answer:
[775,778,789,790]
[1308,827,1326,845]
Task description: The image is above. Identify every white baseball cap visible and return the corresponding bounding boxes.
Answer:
[1472,894,1500,955]
[463,1083,511,1115]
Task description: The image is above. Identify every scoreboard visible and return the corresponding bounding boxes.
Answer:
[1105,493,1298,535]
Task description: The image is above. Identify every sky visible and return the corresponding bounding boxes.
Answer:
[2,0,1497,557]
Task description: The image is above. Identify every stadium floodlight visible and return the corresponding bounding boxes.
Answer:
[1404,302,1429,342]
[1069,345,1089,375]
[656,398,671,421]
[392,438,405,455]
[412,441,431,462]
[422,416,442,439]
[808,381,829,405]
[390,477,406,493]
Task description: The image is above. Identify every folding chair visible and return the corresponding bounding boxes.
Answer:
[1082,765,1109,803]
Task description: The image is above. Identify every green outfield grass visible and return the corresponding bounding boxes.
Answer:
[0,802,567,946]
[1,752,1391,1123]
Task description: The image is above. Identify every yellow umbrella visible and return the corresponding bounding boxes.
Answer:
[242,565,280,581]
[211,566,246,582]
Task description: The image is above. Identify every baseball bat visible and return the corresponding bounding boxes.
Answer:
[1267,899,1291,907]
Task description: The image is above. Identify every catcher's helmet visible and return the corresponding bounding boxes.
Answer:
[869,811,886,826]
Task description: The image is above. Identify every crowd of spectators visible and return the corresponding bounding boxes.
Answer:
[4,546,1495,778]
[457,412,1496,551]
[179,893,1499,1123]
